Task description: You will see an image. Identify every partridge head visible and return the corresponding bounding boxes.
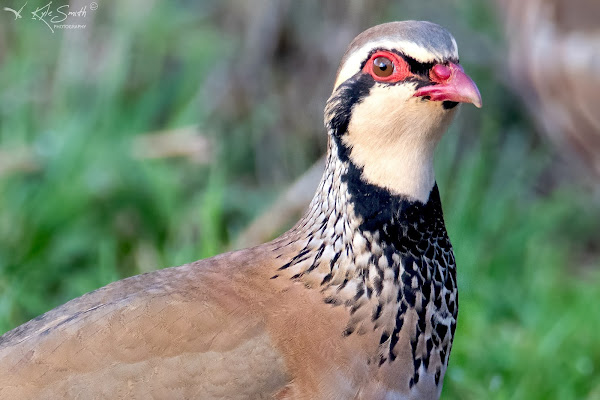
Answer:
[327,20,481,203]
[0,21,481,400]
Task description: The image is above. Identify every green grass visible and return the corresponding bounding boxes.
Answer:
[437,124,600,399]
[1,2,599,399]
[0,1,235,327]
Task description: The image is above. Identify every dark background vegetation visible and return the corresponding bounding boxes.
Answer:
[0,0,598,398]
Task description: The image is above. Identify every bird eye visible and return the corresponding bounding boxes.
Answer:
[372,56,394,78]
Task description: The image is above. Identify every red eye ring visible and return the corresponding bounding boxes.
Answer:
[363,51,412,82]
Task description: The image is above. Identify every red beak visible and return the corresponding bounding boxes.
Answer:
[413,62,482,108]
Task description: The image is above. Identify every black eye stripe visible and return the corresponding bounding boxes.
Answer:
[403,57,435,76]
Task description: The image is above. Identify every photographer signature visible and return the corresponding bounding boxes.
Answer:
[3,1,97,33]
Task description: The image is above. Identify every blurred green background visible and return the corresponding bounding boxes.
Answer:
[1,0,599,398]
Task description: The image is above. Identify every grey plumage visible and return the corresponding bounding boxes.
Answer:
[338,21,459,72]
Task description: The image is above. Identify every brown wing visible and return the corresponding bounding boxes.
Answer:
[0,247,291,400]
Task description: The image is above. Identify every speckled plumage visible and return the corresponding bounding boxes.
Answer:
[0,21,476,400]
[273,135,457,397]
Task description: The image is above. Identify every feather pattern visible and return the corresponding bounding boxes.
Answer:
[274,134,457,395]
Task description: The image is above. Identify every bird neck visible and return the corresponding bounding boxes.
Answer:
[335,131,437,205]
[273,131,456,387]
[275,136,448,305]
